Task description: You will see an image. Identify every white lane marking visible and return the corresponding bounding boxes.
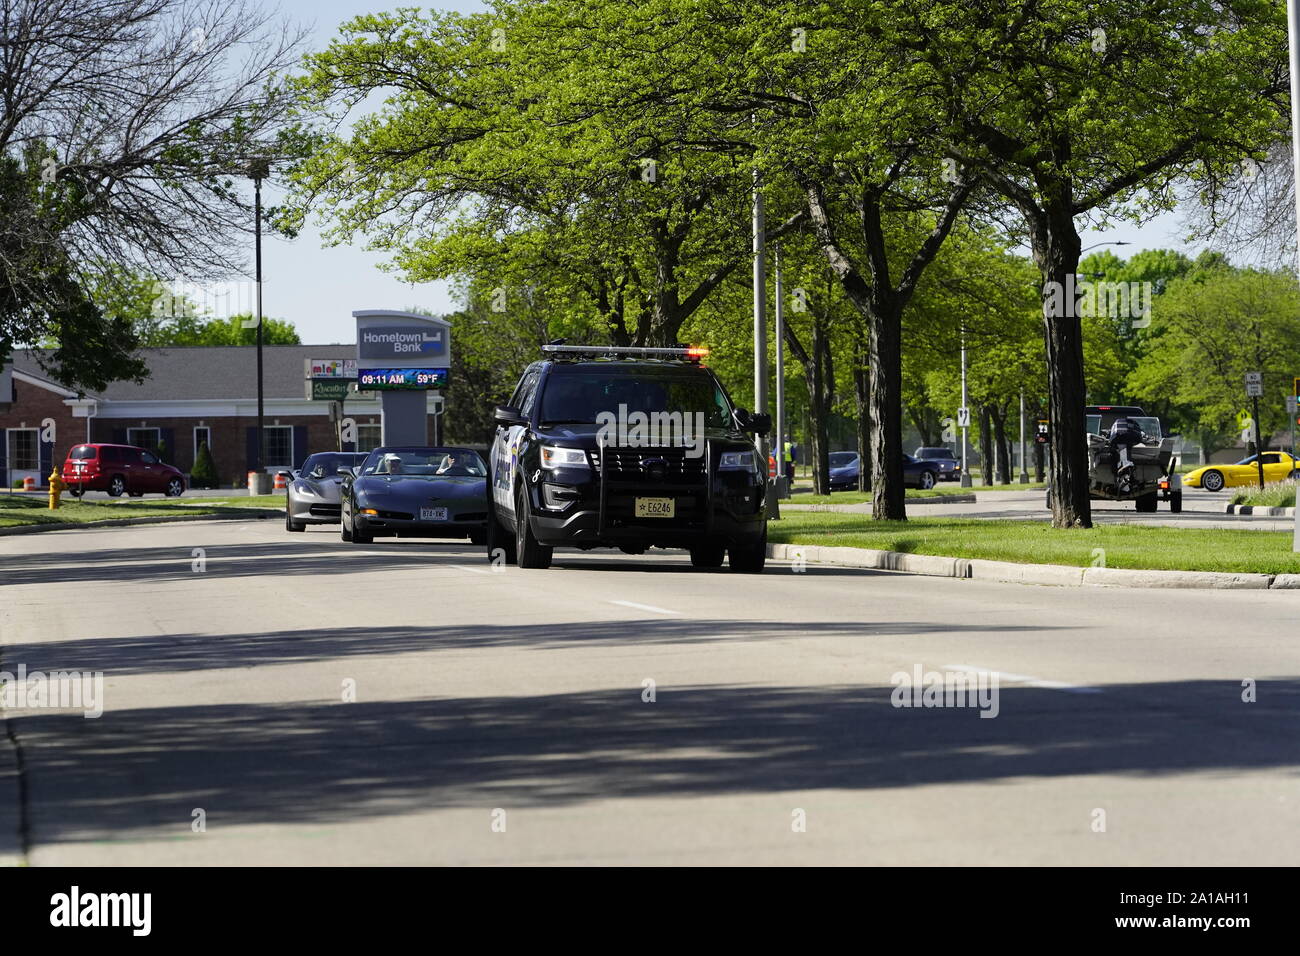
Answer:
[942,663,1103,694]
[608,599,680,616]
[451,564,495,575]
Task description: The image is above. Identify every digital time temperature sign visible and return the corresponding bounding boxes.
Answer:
[356,367,449,390]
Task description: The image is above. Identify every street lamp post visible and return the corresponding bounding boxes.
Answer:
[1288,0,1300,551]
[959,325,972,487]
[248,158,270,493]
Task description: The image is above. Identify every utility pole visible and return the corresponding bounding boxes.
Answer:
[959,325,972,487]
[1287,0,1300,548]
[753,161,778,517]
[774,242,788,498]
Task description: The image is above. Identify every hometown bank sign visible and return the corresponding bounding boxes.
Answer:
[359,326,446,359]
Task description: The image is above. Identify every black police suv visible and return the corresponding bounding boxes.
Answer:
[486,345,771,572]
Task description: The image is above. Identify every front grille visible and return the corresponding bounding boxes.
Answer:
[309,505,341,517]
[455,512,487,522]
[591,445,706,483]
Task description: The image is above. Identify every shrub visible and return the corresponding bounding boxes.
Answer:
[1229,481,1296,508]
[190,441,219,489]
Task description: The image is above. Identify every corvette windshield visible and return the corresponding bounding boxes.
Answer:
[303,452,366,479]
[362,449,486,477]
[539,364,733,428]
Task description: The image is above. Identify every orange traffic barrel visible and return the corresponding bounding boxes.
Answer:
[273,472,289,490]
[23,476,36,492]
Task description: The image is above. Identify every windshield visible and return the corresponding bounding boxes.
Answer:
[917,448,952,459]
[829,452,858,467]
[303,453,367,479]
[361,448,486,477]
[539,364,733,429]
[1087,415,1161,439]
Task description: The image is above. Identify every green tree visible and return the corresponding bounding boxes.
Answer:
[1128,266,1300,454]
[191,441,219,489]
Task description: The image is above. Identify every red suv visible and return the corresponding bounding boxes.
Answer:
[63,444,186,498]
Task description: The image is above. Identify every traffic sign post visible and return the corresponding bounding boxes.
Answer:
[1246,372,1264,489]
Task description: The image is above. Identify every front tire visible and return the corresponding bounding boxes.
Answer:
[486,492,517,564]
[165,477,184,497]
[689,542,726,568]
[728,524,767,573]
[286,500,305,532]
[1201,469,1225,492]
[919,470,937,490]
[514,483,552,569]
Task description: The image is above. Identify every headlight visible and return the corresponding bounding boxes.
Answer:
[718,450,757,471]
[540,445,589,470]
[295,481,318,497]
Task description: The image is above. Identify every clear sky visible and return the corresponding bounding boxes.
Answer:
[262,0,1198,344]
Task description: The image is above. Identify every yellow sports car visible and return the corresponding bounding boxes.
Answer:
[1183,452,1300,492]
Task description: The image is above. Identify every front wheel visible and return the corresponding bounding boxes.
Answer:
[1201,469,1225,492]
[165,477,184,497]
[514,483,552,569]
[918,470,936,490]
[689,542,726,568]
[486,492,517,565]
[728,524,767,574]
[286,500,305,532]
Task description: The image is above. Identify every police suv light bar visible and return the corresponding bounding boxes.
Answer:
[540,344,709,361]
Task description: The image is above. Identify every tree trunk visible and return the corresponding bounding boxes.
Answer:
[869,300,906,519]
[1031,201,1091,527]
[810,314,832,495]
[991,405,1012,485]
[977,405,994,487]
[854,334,871,492]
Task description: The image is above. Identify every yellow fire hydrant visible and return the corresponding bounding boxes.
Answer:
[48,465,65,510]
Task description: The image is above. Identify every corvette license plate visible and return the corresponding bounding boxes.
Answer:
[420,507,448,521]
[634,497,674,518]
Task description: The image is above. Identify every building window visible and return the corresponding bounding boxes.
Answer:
[193,426,211,461]
[357,424,381,452]
[127,427,159,451]
[7,429,38,470]
[262,425,293,469]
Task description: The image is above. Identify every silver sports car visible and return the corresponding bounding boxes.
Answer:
[339,446,490,545]
[284,452,370,531]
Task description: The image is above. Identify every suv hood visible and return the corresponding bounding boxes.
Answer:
[535,422,755,450]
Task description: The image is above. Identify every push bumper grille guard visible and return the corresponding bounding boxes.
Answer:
[596,439,713,538]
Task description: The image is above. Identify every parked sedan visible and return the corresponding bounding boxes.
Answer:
[1183,451,1300,492]
[913,446,962,481]
[283,452,369,531]
[828,451,861,491]
[827,452,941,491]
[340,446,490,545]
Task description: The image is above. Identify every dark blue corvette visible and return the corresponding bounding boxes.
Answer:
[339,446,490,545]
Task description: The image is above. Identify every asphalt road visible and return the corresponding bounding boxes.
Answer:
[2,517,1298,865]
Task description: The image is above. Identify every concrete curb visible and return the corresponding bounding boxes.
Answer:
[783,494,977,512]
[769,542,1297,590]
[1225,503,1295,516]
[0,510,278,536]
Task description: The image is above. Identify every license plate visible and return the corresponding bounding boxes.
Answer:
[634,497,674,518]
[420,507,448,521]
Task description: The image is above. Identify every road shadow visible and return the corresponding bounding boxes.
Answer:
[13,678,1300,844]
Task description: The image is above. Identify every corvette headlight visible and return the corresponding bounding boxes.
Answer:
[718,450,757,471]
[540,445,589,470]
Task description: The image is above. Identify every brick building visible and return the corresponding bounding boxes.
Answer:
[0,346,440,488]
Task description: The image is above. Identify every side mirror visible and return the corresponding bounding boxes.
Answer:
[277,471,294,481]
[733,407,753,430]
[749,412,772,436]
[494,405,527,427]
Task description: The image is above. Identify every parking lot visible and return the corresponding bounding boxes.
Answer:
[2,516,1298,865]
